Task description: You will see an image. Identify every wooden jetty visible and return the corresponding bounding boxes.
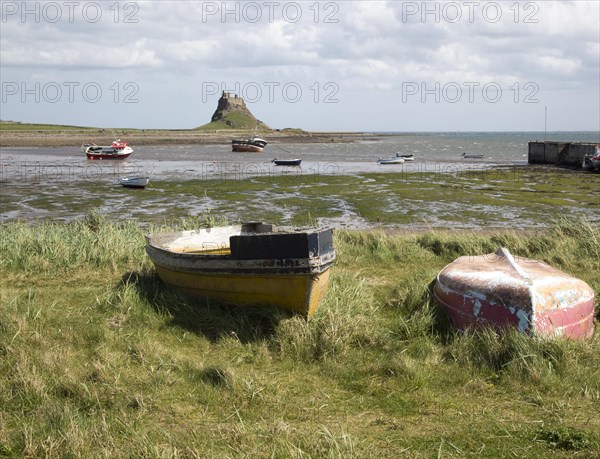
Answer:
[528,141,597,167]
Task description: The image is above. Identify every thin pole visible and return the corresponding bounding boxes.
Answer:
[544,106,547,141]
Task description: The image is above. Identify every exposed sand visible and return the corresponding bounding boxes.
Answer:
[0,129,381,147]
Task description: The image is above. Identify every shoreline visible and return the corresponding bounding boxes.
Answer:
[0,129,386,148]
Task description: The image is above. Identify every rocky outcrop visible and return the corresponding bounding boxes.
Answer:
[208,91,269,129]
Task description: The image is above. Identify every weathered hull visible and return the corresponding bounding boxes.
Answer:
[378,158,404,164]
[86,145,133,160]
[146,223,335,317]
[84,142,133,159]
[232,144,263,153]
[121,184,146,189]
[273,159,302,166]
[120,177,149,188]
[153,265,331,317]
[231,137,267,153]
[87,152,132,160]
[582,157,595,170]
[434,248,595,340]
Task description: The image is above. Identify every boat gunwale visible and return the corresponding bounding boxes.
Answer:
[146,244,336,273]
[145,224,336,273]
[145,225,245,247]
[145,225,333,249]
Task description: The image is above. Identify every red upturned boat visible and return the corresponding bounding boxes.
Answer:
[434,248,595,340]
[82,139,133,160]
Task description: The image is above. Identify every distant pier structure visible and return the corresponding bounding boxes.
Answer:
[528,141,597,166]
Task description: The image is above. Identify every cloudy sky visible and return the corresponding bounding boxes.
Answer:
[1,1,598,131]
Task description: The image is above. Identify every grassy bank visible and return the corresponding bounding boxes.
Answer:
[1,215,599,457]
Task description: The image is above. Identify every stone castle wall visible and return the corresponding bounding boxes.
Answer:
[222,92,244,106]
[211,91,257,124]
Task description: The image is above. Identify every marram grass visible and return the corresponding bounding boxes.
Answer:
[0,215,599,458]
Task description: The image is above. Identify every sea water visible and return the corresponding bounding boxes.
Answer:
[1,131,598,225]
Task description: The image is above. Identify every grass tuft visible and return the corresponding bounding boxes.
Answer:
[197,366,235,389]
[536,427,591,451]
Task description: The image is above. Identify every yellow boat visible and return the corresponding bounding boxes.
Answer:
[145,223,335,317]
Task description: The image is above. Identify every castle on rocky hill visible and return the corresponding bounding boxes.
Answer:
[199,91,269,130]
[211,91,246,121]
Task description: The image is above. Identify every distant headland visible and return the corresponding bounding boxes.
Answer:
[0,121,374,148]
[0,92,381,147]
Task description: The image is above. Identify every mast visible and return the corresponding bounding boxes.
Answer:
[544,106,547,141]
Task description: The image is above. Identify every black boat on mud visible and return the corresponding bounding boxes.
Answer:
[232,136,268,153]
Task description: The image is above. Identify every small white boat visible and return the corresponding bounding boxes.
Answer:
[119,176,149,189]
[82,139,133,160]
[377,157,404,165]
[395,153,415,161]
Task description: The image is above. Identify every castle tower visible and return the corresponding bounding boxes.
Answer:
[209,91,268,129]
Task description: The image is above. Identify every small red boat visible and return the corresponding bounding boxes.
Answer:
[82,140,133,160]
[434,248,595,340]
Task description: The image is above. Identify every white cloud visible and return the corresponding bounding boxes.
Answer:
[1,0,598,130]
[537,55,582,75]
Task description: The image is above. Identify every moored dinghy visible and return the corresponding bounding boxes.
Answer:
[272,158,302,166]
[145,223,335,317]
[434,247,595,340]
[461,152,484,159]
[377,157,404,165]
[232,136,267,153]
[82,139,133,160]
[395,153,415,161]
[119,176,149,188]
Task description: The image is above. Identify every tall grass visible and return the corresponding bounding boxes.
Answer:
[1,215,599,457]
[0,210,228,274]
[0,212,145,272]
